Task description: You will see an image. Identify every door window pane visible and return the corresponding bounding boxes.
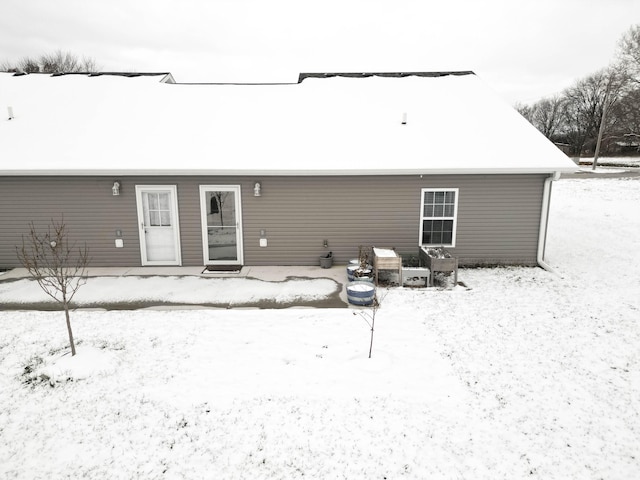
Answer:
[148,194,158,210]
[146,192,172,227]
[204,190,239,262]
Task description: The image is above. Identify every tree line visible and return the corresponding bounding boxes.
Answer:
[1,50,98,74]
[516,24,640,160]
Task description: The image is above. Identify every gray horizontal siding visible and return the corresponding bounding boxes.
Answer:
[0,177,142,268]
[241,175,545,266]
[0,174,547,268]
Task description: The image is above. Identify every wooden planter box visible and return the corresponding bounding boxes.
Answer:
[419,247,458,287]
[373,247,402,285]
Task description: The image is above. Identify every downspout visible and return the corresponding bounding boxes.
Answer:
[537,172,561,273]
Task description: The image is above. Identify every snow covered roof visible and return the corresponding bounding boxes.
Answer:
[0,71,576,176]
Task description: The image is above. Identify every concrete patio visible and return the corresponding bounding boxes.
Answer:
[0,265,353,308]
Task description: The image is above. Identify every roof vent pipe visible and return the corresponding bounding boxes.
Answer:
[401,112,407,125]
[7,106,14,120]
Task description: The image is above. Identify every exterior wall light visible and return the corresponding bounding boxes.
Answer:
[112,181,121,196]
[254,182,261,197]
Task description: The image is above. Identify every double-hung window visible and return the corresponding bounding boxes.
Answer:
[420,188,459,247]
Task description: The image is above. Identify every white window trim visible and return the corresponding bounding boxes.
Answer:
[419,188,459,248]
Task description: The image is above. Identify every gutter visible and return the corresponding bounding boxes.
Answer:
[537,171,561,273]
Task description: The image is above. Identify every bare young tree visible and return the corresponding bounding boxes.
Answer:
[16,218,90,356]
[354,290,387,359]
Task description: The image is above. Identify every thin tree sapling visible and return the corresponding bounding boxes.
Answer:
[16,218,89,356]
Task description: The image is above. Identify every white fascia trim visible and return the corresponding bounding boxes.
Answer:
[0,167,579,176]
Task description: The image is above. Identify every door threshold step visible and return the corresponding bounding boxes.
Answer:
[202,265,243,273]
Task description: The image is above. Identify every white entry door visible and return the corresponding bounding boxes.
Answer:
[136,185,182,266]
[200,185,243,265]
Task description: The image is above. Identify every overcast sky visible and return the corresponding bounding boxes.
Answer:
[1,0,638,103]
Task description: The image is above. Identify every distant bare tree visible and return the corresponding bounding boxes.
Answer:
[515,102,535,124]
[532,95,567,139]
[40,50,98,73]
[562,67,627,158]
[591,66,630,168]
[0,56,40,73]
[618,24,640,84]
[1,50,99,73]
[16,218,90,356]
[517,96,567,141]
[516,25,640,159]
[610,88,640,150]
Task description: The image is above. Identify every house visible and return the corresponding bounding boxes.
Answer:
[0,71,577,269]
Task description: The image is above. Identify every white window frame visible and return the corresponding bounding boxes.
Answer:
[419,188,459,248]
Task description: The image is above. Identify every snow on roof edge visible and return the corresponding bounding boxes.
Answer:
[0,167,578,177]
[297,71,476,83]
[7,71,175,83]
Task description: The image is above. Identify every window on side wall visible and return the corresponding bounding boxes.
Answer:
[420,188,459,247]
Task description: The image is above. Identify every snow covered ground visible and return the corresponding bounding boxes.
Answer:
[0,177,638,479]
